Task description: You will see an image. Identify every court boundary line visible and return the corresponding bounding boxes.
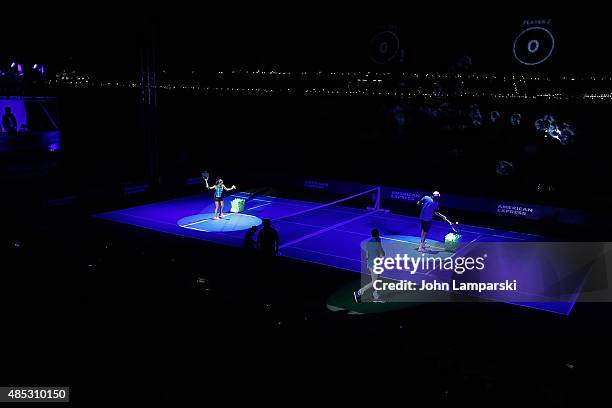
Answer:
[105,211,246,243]
[279,209,381,249]
[282,246,429,277]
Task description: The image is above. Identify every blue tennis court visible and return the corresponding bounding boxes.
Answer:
[96,190,581,315]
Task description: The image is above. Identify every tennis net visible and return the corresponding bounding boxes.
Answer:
[275,186,381,249]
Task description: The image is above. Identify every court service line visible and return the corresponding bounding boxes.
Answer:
[243,202,272,210]
[182,225,210,232]
[233,196,274,203]
[180,212,260,228]
[279,209,380,249]
[274,187,379,221]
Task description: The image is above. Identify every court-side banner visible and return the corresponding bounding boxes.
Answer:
[264,175,588,225]
[280,176,375,197]
[382,186,588,224]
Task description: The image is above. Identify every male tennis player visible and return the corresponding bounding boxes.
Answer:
[417,191,442,252]
[204,176,236,220]
[354,229,385,303]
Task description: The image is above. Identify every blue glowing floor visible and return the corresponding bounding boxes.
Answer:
[96,192,579,315]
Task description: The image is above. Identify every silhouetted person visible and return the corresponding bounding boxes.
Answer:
[243,226,258,251]
[257,219,279,256]
[354,228,385,303]
[2,107,17,135]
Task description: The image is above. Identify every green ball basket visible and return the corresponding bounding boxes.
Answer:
[444,232,462,252]
[230,198,246,213]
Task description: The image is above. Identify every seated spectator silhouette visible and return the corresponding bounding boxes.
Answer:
[257,219,279,256]
[243,226,258,252]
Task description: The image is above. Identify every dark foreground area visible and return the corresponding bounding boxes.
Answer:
[1,196,611,406]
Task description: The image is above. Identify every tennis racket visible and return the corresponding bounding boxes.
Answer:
[439,213,460,233]
[201,171,209,181]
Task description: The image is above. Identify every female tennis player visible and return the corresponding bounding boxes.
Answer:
[204,176,236,220]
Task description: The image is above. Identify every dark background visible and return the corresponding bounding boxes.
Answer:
[3,6,612,210]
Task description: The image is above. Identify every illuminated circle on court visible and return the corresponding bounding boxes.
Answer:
[178,213,262,233]
[513,27,555,66]
[369,31,400,64]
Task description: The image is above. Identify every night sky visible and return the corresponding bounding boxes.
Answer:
[4,6,610,76]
